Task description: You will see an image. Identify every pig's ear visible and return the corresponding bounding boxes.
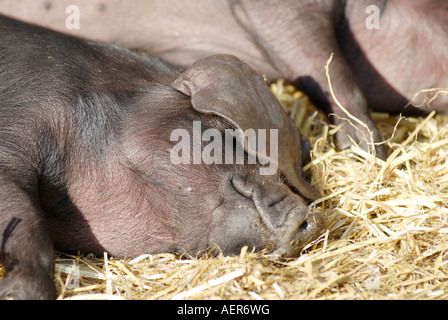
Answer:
[171,54,320,201]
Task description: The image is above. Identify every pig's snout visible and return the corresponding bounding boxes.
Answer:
[231,175,326,257]
[273,207,326,257]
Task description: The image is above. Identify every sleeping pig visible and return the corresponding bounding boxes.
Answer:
[1,0,447,160]
[0,16,325,299]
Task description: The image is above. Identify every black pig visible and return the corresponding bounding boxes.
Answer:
[0,16,325,299]
[1,0,447,159]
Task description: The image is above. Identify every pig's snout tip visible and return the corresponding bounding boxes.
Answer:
[301,210,327,237]
[273,209,327,258]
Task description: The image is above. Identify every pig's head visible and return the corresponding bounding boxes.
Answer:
[122,55,325,258]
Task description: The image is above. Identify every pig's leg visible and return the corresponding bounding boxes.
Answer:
[0,171,55,300]
[235,0,387,159]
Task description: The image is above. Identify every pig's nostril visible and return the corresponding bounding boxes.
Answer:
[298,220,309,232]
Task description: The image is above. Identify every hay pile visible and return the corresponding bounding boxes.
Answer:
[1,81,448,300]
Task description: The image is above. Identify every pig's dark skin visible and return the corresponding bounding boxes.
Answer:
[1,1,447,160]
[0,16,325,299]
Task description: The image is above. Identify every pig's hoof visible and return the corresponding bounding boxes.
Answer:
[333,117,387,160]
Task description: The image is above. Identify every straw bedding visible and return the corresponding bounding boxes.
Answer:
[1,79,447,300]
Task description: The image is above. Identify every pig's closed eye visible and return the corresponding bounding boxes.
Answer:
[214,197,225,210]
[278,171,302,197]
